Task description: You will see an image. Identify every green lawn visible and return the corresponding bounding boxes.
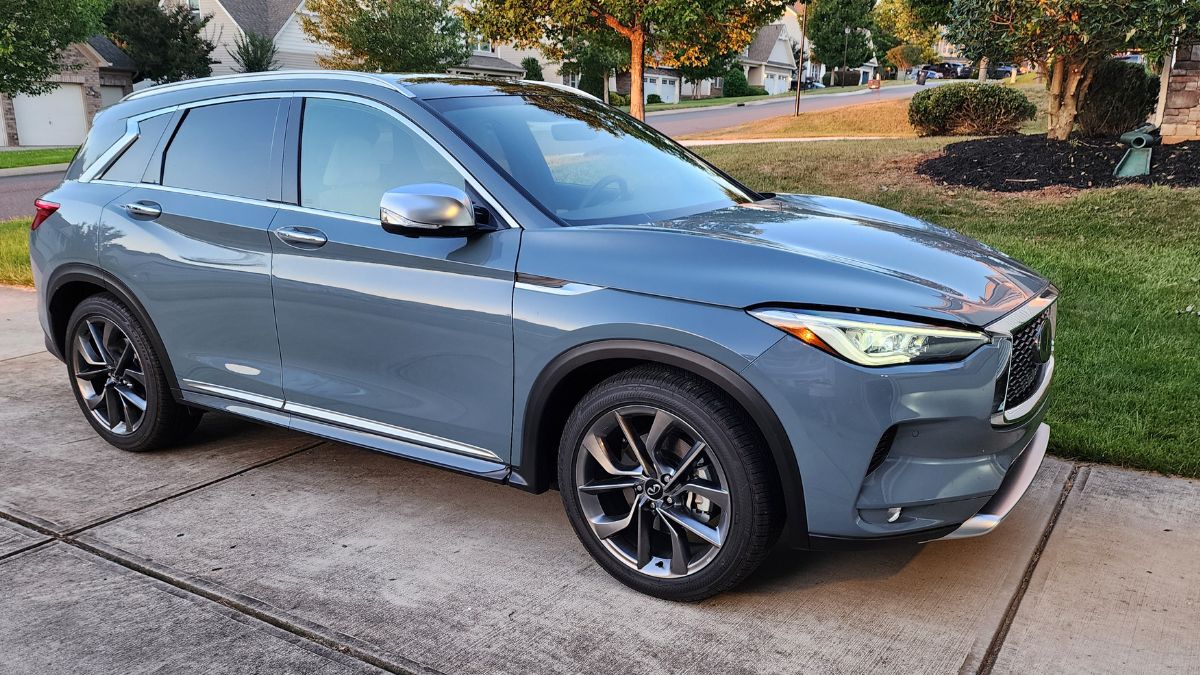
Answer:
[1,219,33,286]
[620,80,914,114]
[696,139,1200,479]
[0,147,77,170]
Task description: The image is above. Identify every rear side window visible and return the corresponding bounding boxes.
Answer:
[100,113,173,183]
[65,112,125,181]
[162,99,280,200]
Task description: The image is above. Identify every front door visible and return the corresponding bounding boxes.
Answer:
[269,95,519,463]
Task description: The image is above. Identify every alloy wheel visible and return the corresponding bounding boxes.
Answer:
[72,316,148,435]
[574,405,731,578]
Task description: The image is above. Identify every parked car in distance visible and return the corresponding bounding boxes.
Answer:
[31,72,1057,601]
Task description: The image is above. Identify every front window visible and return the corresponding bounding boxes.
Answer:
[428,94,756,226]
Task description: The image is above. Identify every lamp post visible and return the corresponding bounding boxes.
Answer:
[842,26,851,84]
[793,0,810,117]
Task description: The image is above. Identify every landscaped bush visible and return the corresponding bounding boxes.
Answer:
[608,91,628,106]
[723,67,751,97]
[823,69,860,87]
[748,86,769,96]
[646,93,663,104]
[1077,59,1160,138]
[908,83,1037,136]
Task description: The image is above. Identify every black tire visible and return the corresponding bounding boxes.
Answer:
[558,364,782,601]
[65,293,203,452]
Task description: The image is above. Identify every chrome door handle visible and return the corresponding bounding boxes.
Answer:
[275,226,328,248]
[122,201,161,218]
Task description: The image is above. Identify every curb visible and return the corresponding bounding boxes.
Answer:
[0,163,69,179]
[679,136,901,146]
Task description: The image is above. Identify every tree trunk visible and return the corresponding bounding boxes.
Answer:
[628,29,646,120]
[977,57,989,82]
[1046,57,1096,141]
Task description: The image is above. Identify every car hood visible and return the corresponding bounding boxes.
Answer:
[516,194,1050,327]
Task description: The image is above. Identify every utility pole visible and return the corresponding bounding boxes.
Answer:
[842,26,851,84]
[793,1,810,117]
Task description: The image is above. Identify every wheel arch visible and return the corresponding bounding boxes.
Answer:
[46,264,183,400]
[515,339,809,547]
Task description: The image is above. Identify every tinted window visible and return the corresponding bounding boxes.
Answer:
[101,113,172,183]
[65,111,125,180]
[162,99,280,199]
[429,95,755,226]
[299,98,464,219]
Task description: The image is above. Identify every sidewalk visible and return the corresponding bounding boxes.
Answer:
[0,286,1196,674]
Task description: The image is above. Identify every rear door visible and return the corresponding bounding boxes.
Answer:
[98,96,289,405]
[268,94,519,463]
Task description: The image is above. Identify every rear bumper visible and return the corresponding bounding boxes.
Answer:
[930,422,1049,541]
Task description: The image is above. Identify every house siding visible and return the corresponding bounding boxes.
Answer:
[273,9,329,69]
[196,0,245,75]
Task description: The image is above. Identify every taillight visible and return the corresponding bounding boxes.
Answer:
[31,198,60,230]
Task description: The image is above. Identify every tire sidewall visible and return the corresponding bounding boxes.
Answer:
[558,377,767,600]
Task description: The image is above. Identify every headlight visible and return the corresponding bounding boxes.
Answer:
[750,309,989,367]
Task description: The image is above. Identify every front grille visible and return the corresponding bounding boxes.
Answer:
[1005,310,1049,408]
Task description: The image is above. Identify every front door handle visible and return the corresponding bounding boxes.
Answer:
[122,201,161,219]
[275,226,328,248]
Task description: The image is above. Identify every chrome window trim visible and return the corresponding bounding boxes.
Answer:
[79,107,180,182]
[519,79,602,101]
[92,91,518,229]
[180,379,285,409]
[123,70,412,103]
[985,287,1058,338]
[283,402,502,462]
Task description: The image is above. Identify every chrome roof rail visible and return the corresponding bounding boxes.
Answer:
[123,70,412,102]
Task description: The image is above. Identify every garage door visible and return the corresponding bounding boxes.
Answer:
[101,85,126,108]
[13,84,88,146]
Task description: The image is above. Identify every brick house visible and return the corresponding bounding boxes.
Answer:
[1160,43,1200,143]
[0,37,135,147]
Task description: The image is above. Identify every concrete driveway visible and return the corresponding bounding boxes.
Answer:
[1,286,1197,674]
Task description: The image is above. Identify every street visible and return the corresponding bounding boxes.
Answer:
[0,172,62,221]
[646,82,943,136]
[0,284,1197,674]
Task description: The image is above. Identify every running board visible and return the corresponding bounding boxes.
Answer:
[181,390,511,483]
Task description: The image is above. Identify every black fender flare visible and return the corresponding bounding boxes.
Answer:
[516,339,809,547]
[45,263,183,400]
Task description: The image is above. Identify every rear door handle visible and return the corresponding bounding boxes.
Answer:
[275,226,328,248]
[122,201,161,219]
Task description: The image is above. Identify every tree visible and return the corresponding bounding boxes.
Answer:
[808,0,873,79]
[521,56,543,80]
[557,28,630,100]
[873,0,939,56]
[677,51,739,99]
[886,44,924,79]
[105,0,216,83]
[228,32,279,73]
[1,0,108,97]
[463,0,792,121]
[301,0,469,73]
[948,0,1200,141]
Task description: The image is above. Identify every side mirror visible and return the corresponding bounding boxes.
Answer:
[380,183,480,236]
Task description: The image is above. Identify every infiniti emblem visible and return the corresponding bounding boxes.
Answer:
[1033,321,1054,364]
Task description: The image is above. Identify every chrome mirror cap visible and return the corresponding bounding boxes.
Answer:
[380,183,475,234]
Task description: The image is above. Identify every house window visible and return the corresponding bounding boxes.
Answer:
[563,73,580,89]
[188,0,200,19]
[470,37,494,54]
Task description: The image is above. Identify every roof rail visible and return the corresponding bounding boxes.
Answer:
[123,70,410,102]
[519,80,602,101]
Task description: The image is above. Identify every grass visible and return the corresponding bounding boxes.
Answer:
[695,139,1200,479]
[0,219,33,286]
[681,98,916,140]
[0,147,77,170]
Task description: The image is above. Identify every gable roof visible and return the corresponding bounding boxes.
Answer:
[218,0,302,38]
[87,35,137,72]
[744,24,791,66]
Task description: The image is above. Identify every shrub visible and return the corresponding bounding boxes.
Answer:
[908,83,1037,136]
[723,67,751,97]
[747,86,768,96]
[646,93,663,104]
[608,91,627,106]
[578,71,605,98]
[521,57,543,81]
[821,71,831,87]
[1076,59,1160,138]
[824,69,859,87]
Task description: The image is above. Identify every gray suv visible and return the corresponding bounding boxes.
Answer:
[31,72,1056,601]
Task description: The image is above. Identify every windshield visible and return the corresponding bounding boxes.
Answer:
[427,94,757,226]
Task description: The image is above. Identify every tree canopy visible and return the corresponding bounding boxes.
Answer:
[1,0,108,97]
[807,0,874,72]
[105,0,216,83]
[463,0,791,120]
[301,0,469,73]
[947,0,1200,140]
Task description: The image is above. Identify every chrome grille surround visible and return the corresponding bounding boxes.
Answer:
[987,288,1058,426]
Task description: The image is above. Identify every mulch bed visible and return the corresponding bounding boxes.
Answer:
[916,135,1200,192]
